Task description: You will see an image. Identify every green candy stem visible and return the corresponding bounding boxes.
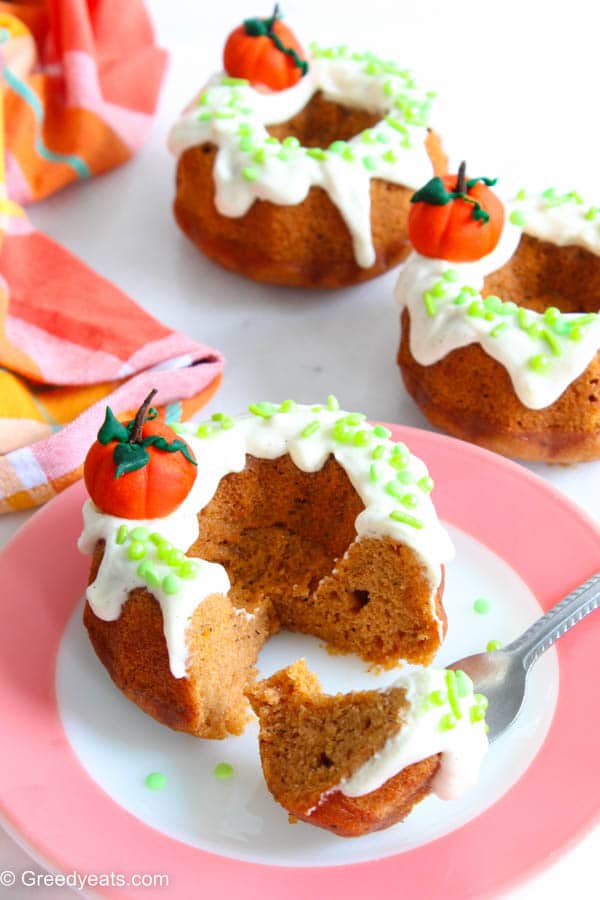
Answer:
[242,5,308,75]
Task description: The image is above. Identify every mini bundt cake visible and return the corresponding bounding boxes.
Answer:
[396,168,600,462]
[79,394,453,739]
[168,12,447,289]
[247,659,489,837]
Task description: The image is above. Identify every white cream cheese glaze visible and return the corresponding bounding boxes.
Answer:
[168,44,436,268]
[338,666,488,802]
[396,191,600,410]
[79,400,454,679]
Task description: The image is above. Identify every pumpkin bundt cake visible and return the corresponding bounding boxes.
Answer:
[396,166,600,462]
[247,659,489,837]
[79,394,453,739]
[167,9,446,289]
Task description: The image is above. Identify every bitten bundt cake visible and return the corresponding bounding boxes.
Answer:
[168,9,446,288]
[247,659,489,837]
[79,394,453,739]
[396,167,600,462]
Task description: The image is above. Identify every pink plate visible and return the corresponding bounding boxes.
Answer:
[2,426,600,899]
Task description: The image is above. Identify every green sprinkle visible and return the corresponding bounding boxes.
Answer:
[389,510,423,529]
[417,475,434,493]
[486,639,502,652]
[569,325,583,342]
[306,147,328,161]
[279,399,297,413]
[197,111,212,122]
[509,210,526,227]
[372,444,385,460]
[214,762,234,780]
[252,147,266,164]
[131,526,149,542]
[490,322,508,338]
[467,300,485,318]
[265,136,280,145]
[528,354,551,373]
[445,670,462,720]
[179,560,199,579]
[116,525,129,545]
[238,138,253,156]
[128,541,146,561]
[376,131,390,143]
[396,470,416,484]
[400,492,418,509]
[453,291,471,306]
[277,149,291,162]
[475,693,488,711]
[301,421,320,438]
[167,548,185,567]
[196,424,214,438]
[428,690,446,706]
[311,405,323,412]
[431,280,448,298]
[282,136,300,148]
[342,147,355,162]
[499,300,518,316]
[162,574,180,596]
[343,412,366,426]
[369,463,380,483]
[442,269,459,282]
[353,429,370,446]
[242,167,259,182]
[470,705,486,723]
[145,772,166,791]
[527,323,542,339]
[389,443,410,469]
[213,110,235,120]
[238,123,252,135]
[326,394,339,411]
[385,115,408,134]
[585,207,599,221]
[575,313,597,326]
[373,425,391,439]
[518,308,531,331]
[385,480,404,500]
[137,561,160,588]
[473,597,492,614]
[423,291,437,317]
[543,306,561,325]
[516,188,527,201]
[483,295,503,314]
[455,670,473,697]
[361,129,376,144]
[149,532,166,546]
[220,75,248,86]
[249,401,278,419]
[382,149,397,164]
[220,415,235,430]
[439,713,457,732]
[157,542,173,561]
[541,328,562,356]
[362,156,377,171]
[328,140,347,154]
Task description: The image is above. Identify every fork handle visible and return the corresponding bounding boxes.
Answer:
[505,570,600,670]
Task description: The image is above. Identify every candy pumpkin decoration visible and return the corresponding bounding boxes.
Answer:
[223,3,308,91]
[84,390,197,520]
[408,161,504,263]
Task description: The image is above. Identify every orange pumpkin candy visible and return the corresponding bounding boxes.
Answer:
[84,393,197,520]
[408,167,504,263]
[223,11,307,91]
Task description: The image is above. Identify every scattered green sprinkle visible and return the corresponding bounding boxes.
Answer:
[253,147,266,164]
[242,167,259,182]
[382,149,397,164]
[145,772,166,791]
[162,574,180,596]
[279,399,297,413]
[214,762,234,780]
[486,639,502,652]
[385,480,404,500]
[439,712,457,732]
[369,463,379,483]
[373,425,391,439]
[396,470,416,485]
[431,280,448,298]
[282,136,300,149]
[389,510,423,529]
[301,421,320,438]
[326,394,339,411]
[362,156,377,171]
[423,291,437,317]
[196,423,214,438]
[306,147,328,161]
[445,670,462,720]
[329,140,347,155]
[220,76,248,86]
[516,188,527,201]
[490,322,508,338]
[372,444,385,460]
[442,269,459,282]
[528,354,551,373]
[400,492,418,509]
[249,401,278,419]
[157,542,174,561]
[470,705,486,723]
[179,560,199,579]
[128,541,146,561]
[137,560,160,588]
[509,210,526,227]
[131,526,149,542]
[389,443,410,469]
[473,597,492,614]
[149,532,166,546]
[428,690,446,706]
[116,525,129,545]
[541,328,562,356]
[167,548,185,567]
[454,669,473,697]
[467,300,485,318]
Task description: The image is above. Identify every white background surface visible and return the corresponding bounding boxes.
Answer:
[1,0,600,896]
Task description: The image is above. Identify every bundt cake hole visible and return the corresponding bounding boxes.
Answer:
[320,752,334,769]
[350,589,371,612]
[483,233,600,315]
[266,91,382,149]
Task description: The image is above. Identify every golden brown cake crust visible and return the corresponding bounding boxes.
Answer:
[85,455,445,738]
[398,234,600,463]
[247,659,440,837]
[173,92,447,288]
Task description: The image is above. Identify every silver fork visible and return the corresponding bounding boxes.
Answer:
[449,570,600,741]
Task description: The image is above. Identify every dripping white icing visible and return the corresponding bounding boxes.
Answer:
[338,667,488,802]
[79,403,454,679]
[168,45,436,268]
[396,194,600,410]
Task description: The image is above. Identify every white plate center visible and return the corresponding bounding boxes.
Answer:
[56,524,558,866]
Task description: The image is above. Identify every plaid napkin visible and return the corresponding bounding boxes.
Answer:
[1,0,167,202]
[0,2,225,513]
